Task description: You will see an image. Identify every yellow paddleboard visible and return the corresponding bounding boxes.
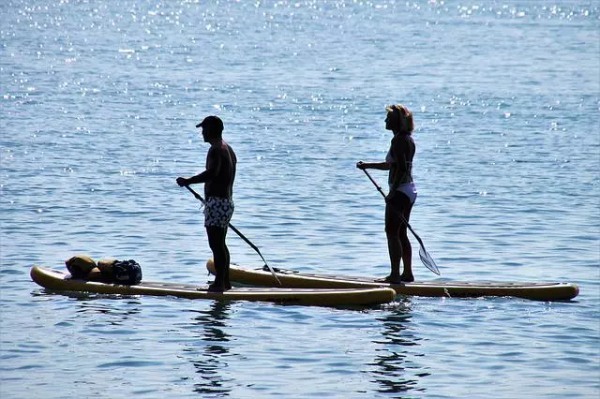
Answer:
[206,260,579,301]
[30,266,396,307]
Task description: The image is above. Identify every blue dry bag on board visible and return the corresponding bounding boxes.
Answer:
[97,258,143,285]
[112,259,143,285]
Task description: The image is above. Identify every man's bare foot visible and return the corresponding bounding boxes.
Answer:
[207,282,232,292]
[400,274,414,283]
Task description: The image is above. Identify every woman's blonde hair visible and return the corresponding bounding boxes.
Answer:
[386,104,414,134]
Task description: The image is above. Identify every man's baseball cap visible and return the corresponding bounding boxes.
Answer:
[196,115,224,131]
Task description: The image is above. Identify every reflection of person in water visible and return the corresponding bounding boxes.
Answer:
[188,301,234,396]
[370,301,424,394]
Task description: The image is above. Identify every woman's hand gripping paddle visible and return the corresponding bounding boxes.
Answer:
[183,185,282,286]
[360,168,441,276]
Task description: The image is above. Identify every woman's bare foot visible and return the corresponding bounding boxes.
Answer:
[376,275,402,284]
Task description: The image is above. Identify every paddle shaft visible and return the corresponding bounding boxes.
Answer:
[183,185,281,285]
[360,168,427,251]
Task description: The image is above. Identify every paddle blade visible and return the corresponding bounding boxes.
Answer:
[419,246,440,275]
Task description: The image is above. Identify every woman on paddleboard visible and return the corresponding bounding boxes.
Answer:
[177,115,237,292]
[357,104,417,283]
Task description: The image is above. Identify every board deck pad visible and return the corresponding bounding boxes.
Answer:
[30,266,396,307]
[206,260,579,301]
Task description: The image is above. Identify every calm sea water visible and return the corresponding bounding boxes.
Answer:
[1,1,599,398]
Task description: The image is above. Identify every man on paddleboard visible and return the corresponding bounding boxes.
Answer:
[357,104,417,283]
[177,116,237,291]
